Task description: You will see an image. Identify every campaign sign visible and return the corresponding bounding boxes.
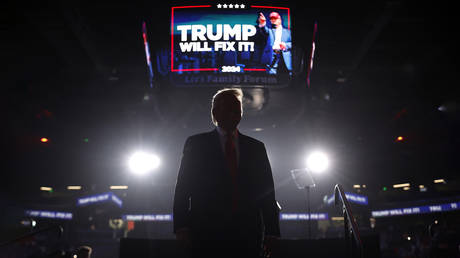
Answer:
[280,213,329,221]
[372,201,460,218]
[170,4,293,86]
[326,192,369,206]
[26,210,73,220]
[77,192,123,208]
[123,214,173,222]
[122,213,330,221]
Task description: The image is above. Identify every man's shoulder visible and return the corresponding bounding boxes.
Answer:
[185,130,216,143]
[239,132,265,147]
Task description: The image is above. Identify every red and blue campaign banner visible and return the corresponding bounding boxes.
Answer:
[170,4,293,86]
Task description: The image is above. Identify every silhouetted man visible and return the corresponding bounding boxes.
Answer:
[173,88,280,258]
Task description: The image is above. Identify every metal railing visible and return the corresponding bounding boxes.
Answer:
[334,184,363,258]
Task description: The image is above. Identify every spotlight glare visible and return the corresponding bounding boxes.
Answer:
[128,151,160,175]
[306,151,329,173]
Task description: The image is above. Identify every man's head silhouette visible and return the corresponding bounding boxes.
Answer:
[211,88,243,133]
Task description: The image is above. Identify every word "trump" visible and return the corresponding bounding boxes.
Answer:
[177,24,257,41]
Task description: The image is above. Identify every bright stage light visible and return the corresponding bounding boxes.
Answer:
[128,151,160,175]
[434,179,446,184]
[393,183,410,189]
[110,185,128,190]
[306,151,329,173]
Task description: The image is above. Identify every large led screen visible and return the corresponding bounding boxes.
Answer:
[170,4,293,86]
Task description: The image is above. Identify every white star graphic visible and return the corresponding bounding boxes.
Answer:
[240,4,245,8]
[223,4,228,8]
[229,4,233,8]
[217,4,222,8]
[234,4,240,8]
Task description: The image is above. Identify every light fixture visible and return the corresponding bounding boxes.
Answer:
[306,151,329,173]
[110,185,128,190]
[393,183,410,189]
[128,151,161,175]
[434,179,446,184]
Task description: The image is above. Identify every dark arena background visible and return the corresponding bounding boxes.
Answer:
[2,1,459,258]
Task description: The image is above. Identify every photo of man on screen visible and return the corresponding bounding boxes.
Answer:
[256,11,292,76]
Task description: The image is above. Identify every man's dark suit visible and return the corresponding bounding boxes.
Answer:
[257,25,292,74]
[173,129,280,256]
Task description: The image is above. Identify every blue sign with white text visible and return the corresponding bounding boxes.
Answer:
[26,210,73,220]
[77,192,123,208]
[326,192,368,205]
[123,214,173,221]
[372,201,460,217]
[280,213,329,220]
[121,213,330,222]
